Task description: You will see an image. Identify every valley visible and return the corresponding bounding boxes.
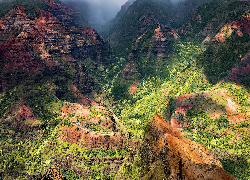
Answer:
[0,0,249,179]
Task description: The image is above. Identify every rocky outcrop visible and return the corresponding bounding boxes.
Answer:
[212,13,250,43]
[61,101,115,131]
[15,104,37,121]
[45,0,89,28]
[133,24,178,59]
[70,84,99,107]
[2,99,37,121]
[60,125,141,150]
[140,114,236,180]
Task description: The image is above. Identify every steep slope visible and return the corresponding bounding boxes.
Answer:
[180,0,250,85]
[117,115,236,179]
[129,23,179,78]
[116,0,136,20]
[0,0,89,28]
[116,39,250,179]
[105,0,213,56]
[181,0,250,41]
[166,88,250,129]
[228,52,250,87]
[102,0,136,33]
[0,0,250,179]
[0,1,105,95]
[0,1,129,179]
[202,4,250,84]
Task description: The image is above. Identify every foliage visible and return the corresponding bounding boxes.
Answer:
[186,109,211,130]
[182,0,250,41]
[0,0,49,18]
[1,0,250,179]
[221,83,249,106]
[0,89,19,119]
[201,28,250,84]
[117,42,212,139]
[24,6,40,20]
[182,109,250,180]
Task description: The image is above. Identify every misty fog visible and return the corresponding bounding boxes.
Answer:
[60,0,120,30]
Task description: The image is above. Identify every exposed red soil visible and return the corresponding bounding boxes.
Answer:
[154,25,167,41]
[228,52,250,84]
[140,114,236,179]
[122,62,138,85]
[0,35,43,72]
[129,82,138,94]
[60,100,142,150]
[169,89,248,129]
[4,98,38,121]
[15,105,37,121]
[214,15,250,42]
[61,102,92,119]
[60,125,141,150]
[41,165,66,180]
[81,28,102,44]
[228,114,245,124]
[1,99,39,132]
[0,6,64,72]
[0,4,103,93]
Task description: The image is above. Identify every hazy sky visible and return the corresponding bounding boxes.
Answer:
[0,0,129,6]
[115,0,129,6]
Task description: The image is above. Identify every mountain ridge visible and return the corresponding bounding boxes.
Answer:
[0,0,249,179]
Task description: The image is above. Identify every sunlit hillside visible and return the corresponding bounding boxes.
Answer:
[0,0,249,179]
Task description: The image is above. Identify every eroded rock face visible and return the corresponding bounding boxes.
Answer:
[60,125,141,150]
[181,1,250,40]
[140,114,236,180]
[0,2,105,93]
[132,24,177,60]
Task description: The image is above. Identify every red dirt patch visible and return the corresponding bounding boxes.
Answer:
[129,82,138,94]
[60,125,141,150]
[61,102,92,119]
[15,105,37,121]
[214,15,250,42]
[169,89,247,129]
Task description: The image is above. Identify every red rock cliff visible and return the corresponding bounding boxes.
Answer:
[140,114,236,180]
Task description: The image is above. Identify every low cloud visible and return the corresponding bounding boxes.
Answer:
[60,0,120,28]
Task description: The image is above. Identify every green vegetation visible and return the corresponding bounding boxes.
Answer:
[106,40,249,179]
[0,0,250,179]
[202,30,250,84]
[0,0,49,18]
[115,42,212,139]
[182,116,250,180]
